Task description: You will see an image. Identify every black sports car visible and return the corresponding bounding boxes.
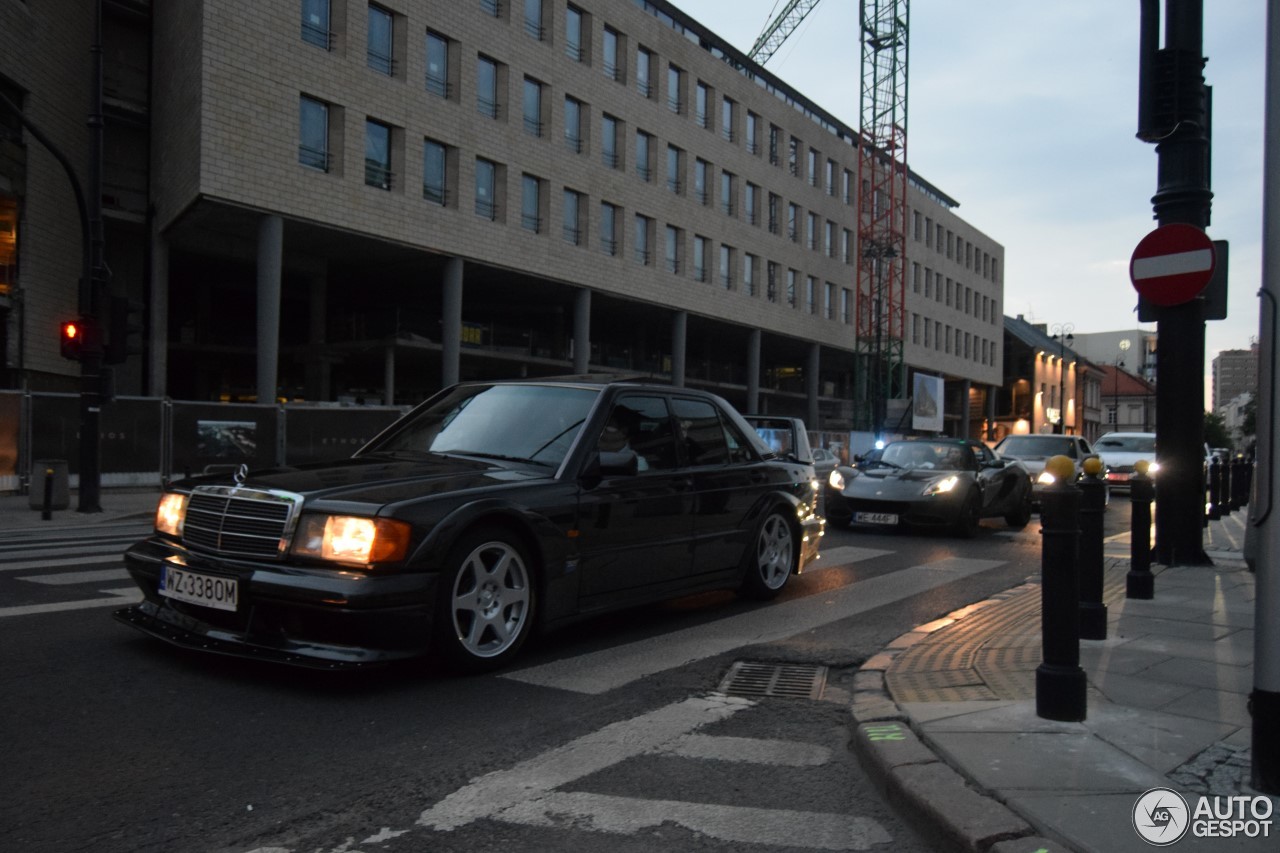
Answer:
[824,438,1032,537]
[115,379,824,672]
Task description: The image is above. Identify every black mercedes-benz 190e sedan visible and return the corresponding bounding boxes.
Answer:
[115,379,824,672]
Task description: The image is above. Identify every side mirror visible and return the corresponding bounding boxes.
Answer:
[598,449,640,477]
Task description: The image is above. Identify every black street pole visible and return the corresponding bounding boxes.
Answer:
[1139,0,1210,565]
[79,0,107,513]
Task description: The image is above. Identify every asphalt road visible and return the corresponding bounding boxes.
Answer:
[0,507,1135,853]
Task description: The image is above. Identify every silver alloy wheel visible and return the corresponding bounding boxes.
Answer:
[450,539,532,659]
[756,511,794,590]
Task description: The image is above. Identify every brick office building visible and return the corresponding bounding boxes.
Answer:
[1,0,1005,432]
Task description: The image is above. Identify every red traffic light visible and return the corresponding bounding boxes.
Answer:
[60,319,83,360]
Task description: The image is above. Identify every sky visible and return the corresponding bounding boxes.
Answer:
[688,0,1268,386]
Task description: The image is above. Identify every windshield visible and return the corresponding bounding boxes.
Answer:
[366,384,599,467]
[880,441,975,472]
[998,436,1081,458]
[1096,434,1156,453]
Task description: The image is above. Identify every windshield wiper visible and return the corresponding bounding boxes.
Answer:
[449,451,554,468]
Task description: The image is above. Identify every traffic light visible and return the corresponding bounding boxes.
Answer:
[60,319,83,360]
[105,294,144,364]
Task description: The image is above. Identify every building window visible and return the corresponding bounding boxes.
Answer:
[634,214,652,265]
[368,5,394,75]
[767,193,779,235]
[565,5,585,61]
[602,27,621,81]
[721,98,735,142]
[719,245,733,289]
[636,48,654,98]
[423,138,449,204]
[365,119,392,189]
[744,254,757,296]
[744,183,758,225]
[825,221,835,258]
[695,81,709,128]
[523,0,544,40]
[563,189,583,244]
[475,158,497,220]
[824,283,835,319]
[786,269,797,307]
[601,114,620,169]
[600,202,619,256]
[720,172,734,216]
[807,149,818,186]
[768,125,780,166]
[299,95,330,170]
[693,236,709,282]
[842,288,852,324]
[807,212,818,250]
[666,145,682,194]
[665,225,681,274]
[842,229,852,263]
[787,203,799,242]
[480,0,501,16]
[826,159,836,196]
[635,130,652,181]
[523,77,544,136]
[425,31,451,98]
[788,136,800,177]
[667,64,683,113]
[521,174,541,232]
[477,56,499,118]
[564,96,585,153]
[767,262,778,303]
[843,170,852,204]
[302,0,331,49]
[694,158,709,205]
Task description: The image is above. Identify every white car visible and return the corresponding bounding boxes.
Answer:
[992,434,1103,507]
[1094,432,1158,491]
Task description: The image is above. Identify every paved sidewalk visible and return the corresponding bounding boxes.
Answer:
[851,510,1275,853]
[0,488,160,530]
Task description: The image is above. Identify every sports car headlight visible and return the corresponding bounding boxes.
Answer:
[828,469,847,491]
[291,514,412,566]
[923,475,960,496]
[155,492,188,537]
[1147,461,1160,476]
[1037,470,1057,486]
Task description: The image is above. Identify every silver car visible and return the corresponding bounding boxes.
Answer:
[993,434,1105,506]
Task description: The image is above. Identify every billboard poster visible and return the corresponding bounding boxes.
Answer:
[912,373,944,433]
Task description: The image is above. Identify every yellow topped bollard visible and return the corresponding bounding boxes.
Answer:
[1037,454,1087,722]
[1077,455,1108,641]
[1127,459,1155,599]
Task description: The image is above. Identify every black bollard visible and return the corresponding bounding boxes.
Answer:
[1227,458,1242,511]
[1223,457,1237,513]
[1237,458,1253,508]
[1207,457,1222,520]
[41,467,54,521]
[1078,458,1107,641]
[1037,455,1087,722]
[1127,461,1155,599]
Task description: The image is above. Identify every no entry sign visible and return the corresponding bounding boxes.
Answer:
[1129,223,1216,306]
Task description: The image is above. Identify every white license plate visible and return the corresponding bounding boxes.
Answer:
[160,565,239,612]
[855,511,899,525]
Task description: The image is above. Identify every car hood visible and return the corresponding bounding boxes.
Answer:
[175,454,555,511]
[846,468,961,492]
[1096,451,1155,466]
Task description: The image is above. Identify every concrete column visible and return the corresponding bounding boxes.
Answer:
[256,215,283,403]
[442,257,463,387]
[384,344,395,406]
[747,329,761,412]
[962,379,972,438]
[671,311,687,387]
[987,383,998,440]
[573,287,591,374]
[807,343,820,428]
[148,226,169,397]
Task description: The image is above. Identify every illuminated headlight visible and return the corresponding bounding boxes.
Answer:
[828,469,847,491]
[1037,470,1057,486]
[1147,461,1160,475]
[155,492,188,537]
[924,475,960,496]
[291,514,412,566]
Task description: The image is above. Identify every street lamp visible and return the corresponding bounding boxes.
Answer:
[1051,323,1075,434]
[1115,338,1132,428]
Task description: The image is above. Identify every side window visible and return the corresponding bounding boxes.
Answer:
[721,418,756,464]
[672,398,728,466]
[599,397,678,471]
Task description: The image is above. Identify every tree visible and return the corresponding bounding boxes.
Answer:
[1204,410,1232,449]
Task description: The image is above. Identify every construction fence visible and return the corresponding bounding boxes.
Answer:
[0,391,407,494]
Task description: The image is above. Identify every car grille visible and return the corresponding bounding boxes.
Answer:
[183,486,303,559]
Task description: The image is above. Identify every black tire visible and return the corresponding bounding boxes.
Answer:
[1005,488,1033,529]
[434,526,536,673]
[739,508,796,600]
[954,491,981,538]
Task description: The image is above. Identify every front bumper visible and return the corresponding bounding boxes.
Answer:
[116,538,440,668]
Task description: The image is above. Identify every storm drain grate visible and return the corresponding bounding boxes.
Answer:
[718,661,828,700]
